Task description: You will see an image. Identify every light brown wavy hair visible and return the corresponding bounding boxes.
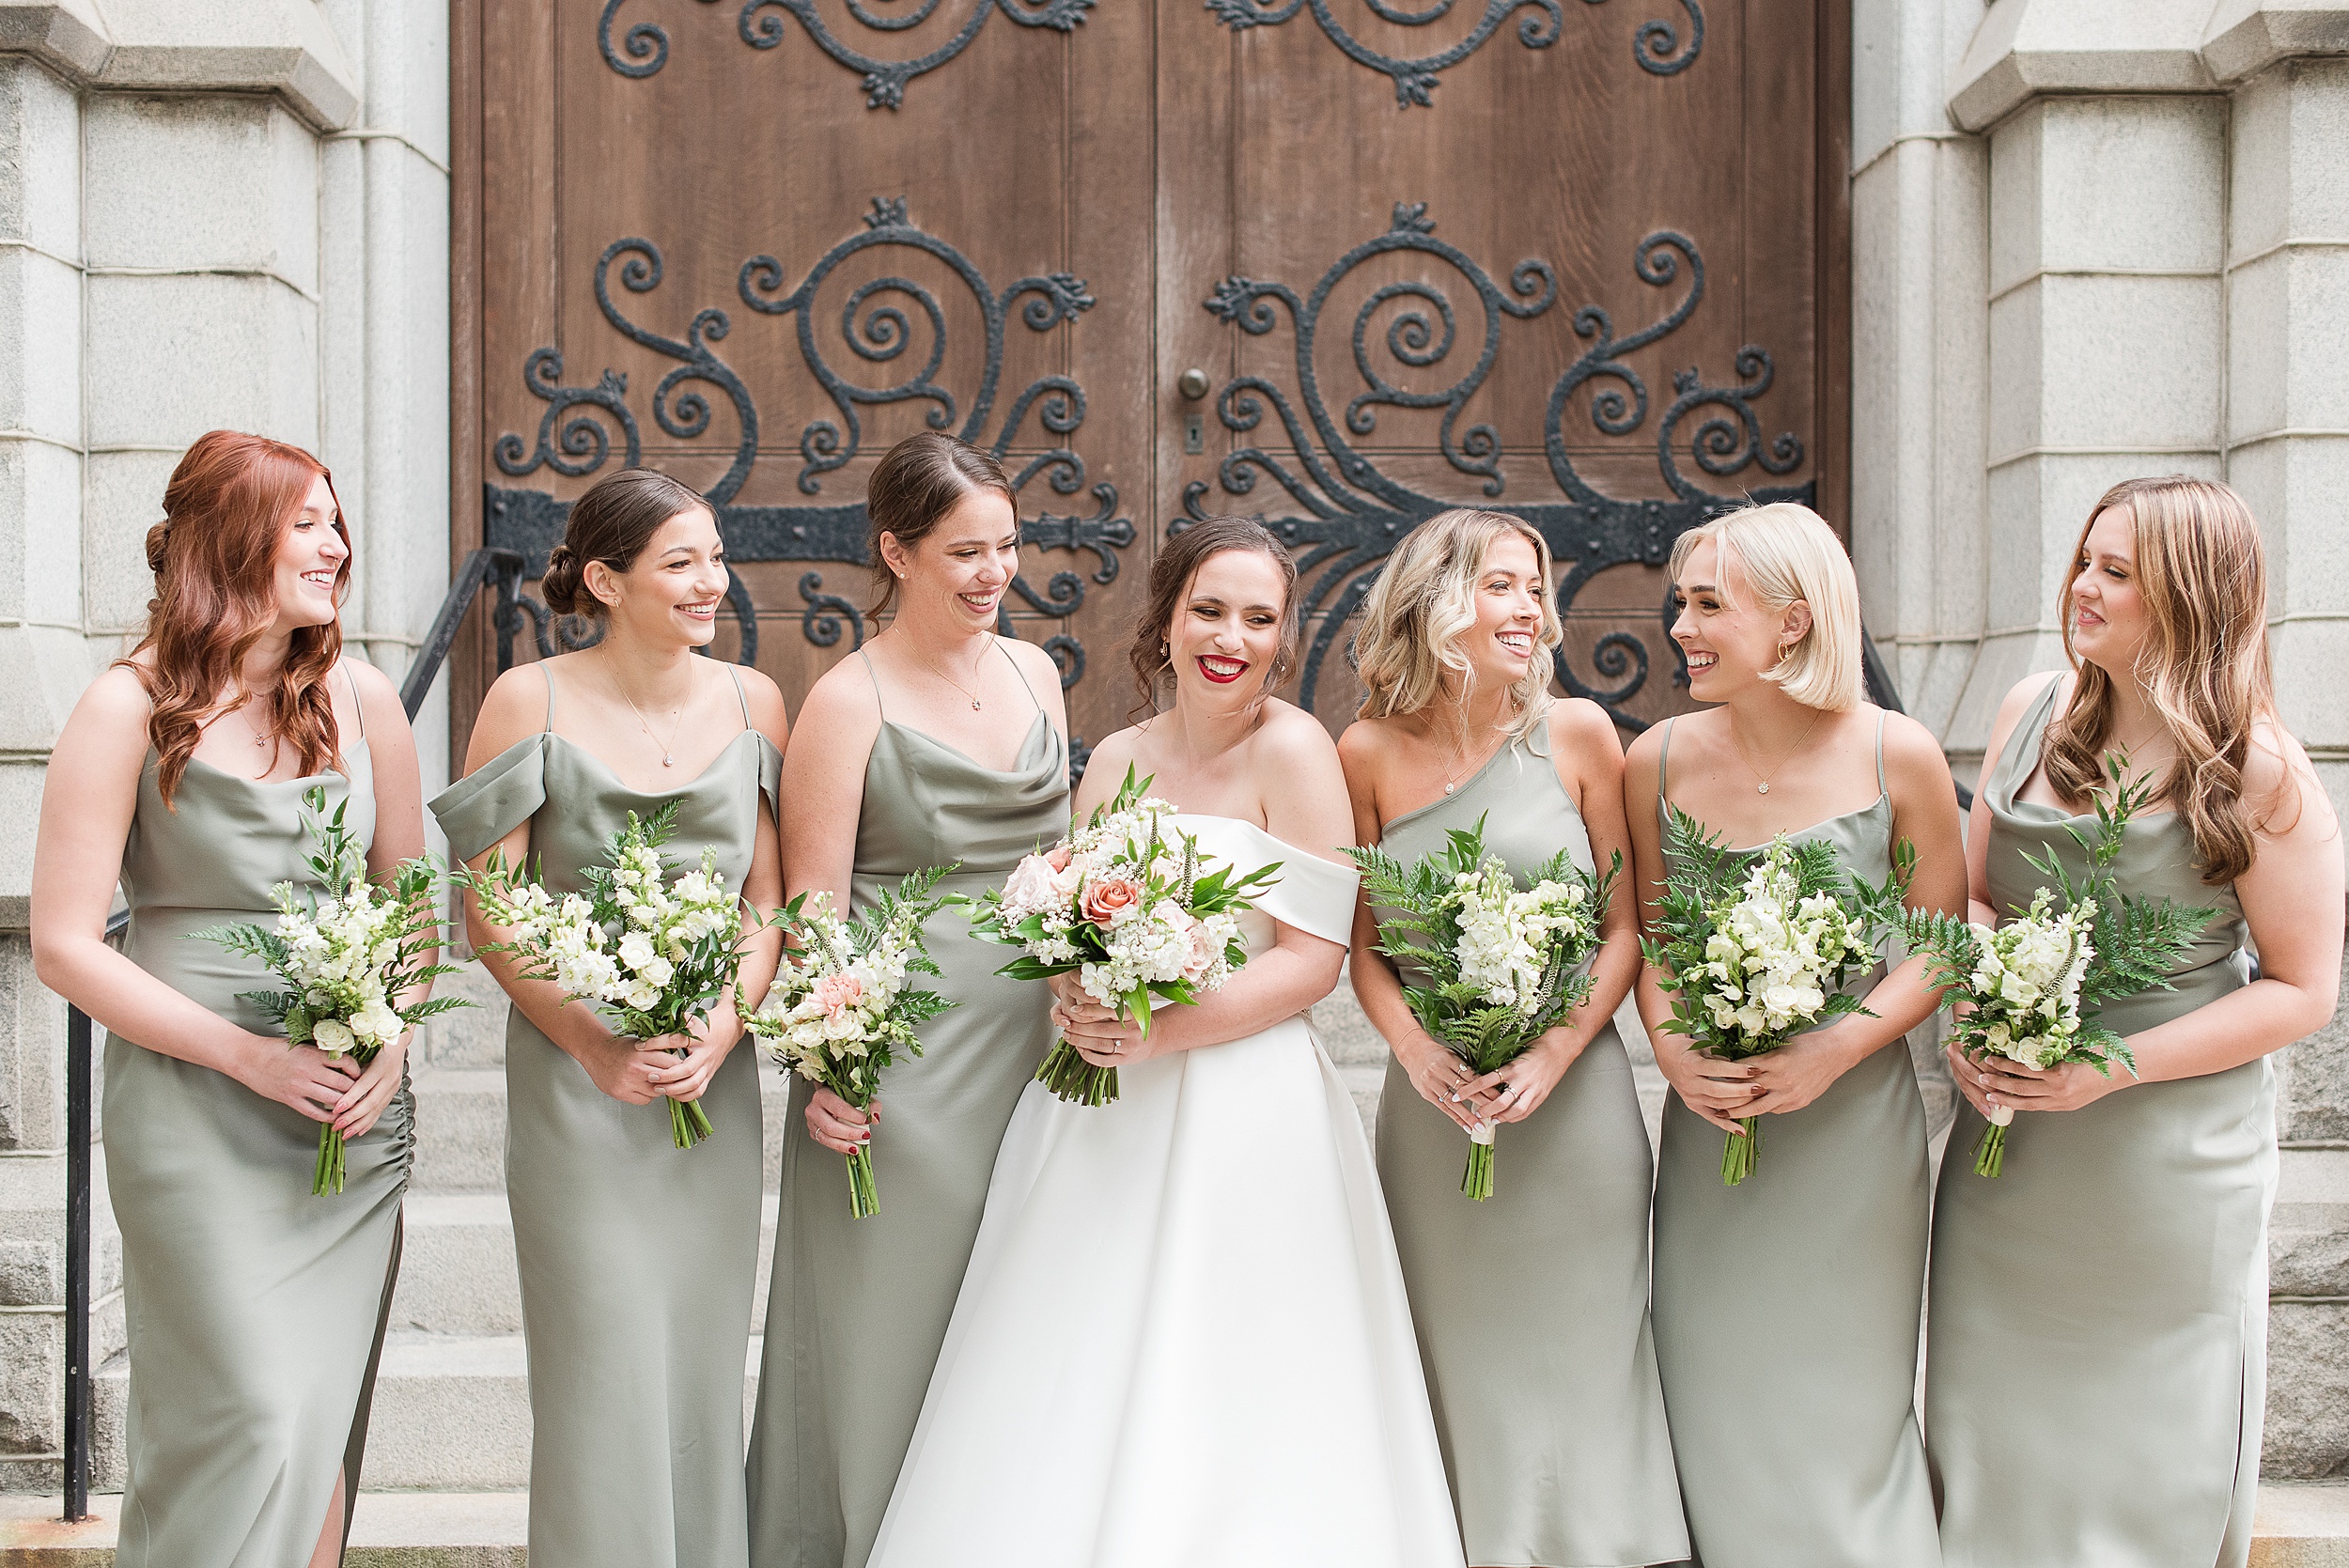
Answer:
[1128,517,1299,722]
[123,430,349,806]
[1350,509,1560,743]
[2044,474,2283,885]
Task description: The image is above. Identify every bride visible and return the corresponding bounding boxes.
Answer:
[867,517,1465,1568]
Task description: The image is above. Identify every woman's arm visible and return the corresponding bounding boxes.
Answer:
[1742,710,1968,1118]
[1340,722,1483,1133]
[30,668,363,1122]
[1465,701,1643,1123]
[331,659,429,1139]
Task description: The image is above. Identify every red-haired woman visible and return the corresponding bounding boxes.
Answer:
[33,431,428,1568]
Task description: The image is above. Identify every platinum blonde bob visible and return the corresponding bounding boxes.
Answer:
[1668,501,1863,713]
[1350,508,1561,742]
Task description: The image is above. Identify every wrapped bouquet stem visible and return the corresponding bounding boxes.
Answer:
[456,801,745,1149]
[1351,816,1617,1200]
[749,868,956,1218]
[1641,810,1913,1185]
[1898,757,2214,1176]
[194,785,468,1194]
[961,766,1280,1107]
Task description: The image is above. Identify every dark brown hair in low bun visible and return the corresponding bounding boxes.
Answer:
[542,467,709,616]
[864,431,1014,617]
[1127,516,1300,722]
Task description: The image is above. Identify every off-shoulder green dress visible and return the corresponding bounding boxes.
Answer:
[1371,731,1687,1568]
[747,646,1066,1568]
[1928,676,2265,1568]
[1648,714,1941,1568]
[430,662,776,1568]
[104,666,410,1568]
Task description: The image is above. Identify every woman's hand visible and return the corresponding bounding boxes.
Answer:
[576,1032,671,1106]
[1050,986,1153,1069]
[804,1086,871,1155]
[1653,1033,1761,1135]
[644,1004,743,1104]
[232,1033,362,1122]
[1460,1031,1585,1126]
[1396,1036,1486,1132]
[1945,1038,1998,1120]
[1741,1026,1867,1118]
[329,1035,409,1139]
[1968,1049,2134,1117]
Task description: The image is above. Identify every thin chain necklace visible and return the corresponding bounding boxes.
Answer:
[611,669,690,768]
[924,636,992,712]
[1439,719,1506,795]
[1730,707,1825,796]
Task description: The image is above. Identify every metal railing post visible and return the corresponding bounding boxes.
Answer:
[62,1000,92,1522]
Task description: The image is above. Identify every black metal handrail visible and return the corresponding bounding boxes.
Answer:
[399,548,526,722]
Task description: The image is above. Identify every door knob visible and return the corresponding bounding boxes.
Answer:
[1177,367,1211,400]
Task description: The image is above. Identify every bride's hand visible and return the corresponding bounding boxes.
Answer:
[1051,991,1150,1068]
[804,1085,873,1155]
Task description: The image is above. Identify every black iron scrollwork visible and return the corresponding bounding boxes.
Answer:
[1189,200,1807,726]
[1204,0,1701,106]
[601,0,1091,108]
[484,199,1128,690]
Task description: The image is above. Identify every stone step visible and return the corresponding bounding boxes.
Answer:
[392,1194,780,1338]
[2275,1146,2349,1296]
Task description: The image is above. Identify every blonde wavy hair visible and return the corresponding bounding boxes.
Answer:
[2044,475,2284,886]
[1667,501,1863,712]
[1351,509,1561,742]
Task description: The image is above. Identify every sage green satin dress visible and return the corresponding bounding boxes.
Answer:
[1927,677,2265,1568]
[1371,732,1688,1568]
[429,663,776,1568]
[1648,714,1941,1568]
[747,648,1066,1568]
[104,671,410,1568]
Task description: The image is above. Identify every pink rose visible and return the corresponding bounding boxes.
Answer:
[1184,917,1222,977]
[1001,853,1063,914]
[1045,845,1073,872]
[1080,877,1143,928]
[813,972,863,1021]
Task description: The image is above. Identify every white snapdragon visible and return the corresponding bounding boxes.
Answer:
[1963,890,2094,1074]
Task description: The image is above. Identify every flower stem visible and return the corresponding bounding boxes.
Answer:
[846,1144,879,1219]
[1461,1138,1496,1202]
[1034,1038,1119,1106]
[313,1126,346,1197]
[1972,1121,2008,1178]
[1720,1116,1761,1186]
[667,1094,715,1150]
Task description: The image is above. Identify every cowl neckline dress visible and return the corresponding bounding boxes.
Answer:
[748,665,1066,1568]
[429,671,778,1568]
[106,725,411,1568]
[1648,713,1942,1568]
[1926,675,2265,1568]
[1372,730,1688,1568]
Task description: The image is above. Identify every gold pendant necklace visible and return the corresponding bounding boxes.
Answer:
[614,675,689,768]
[1734,707,1825,796]
[926,637,991,712]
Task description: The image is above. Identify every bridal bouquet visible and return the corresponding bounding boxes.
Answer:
[456,802,742,1149]
[1350,816,1617,1200]
[962,766,1281,1106]
[194,785,468,1194]
[749,869,956,1219]
[1897,760,2212,1176]
[1641,810,1913,1185]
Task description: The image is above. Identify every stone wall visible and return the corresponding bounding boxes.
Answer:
[0,0,448,1490]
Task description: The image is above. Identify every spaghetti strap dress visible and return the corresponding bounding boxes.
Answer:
[1648,713,1941,1568]
[1371,731,1688,1568]
[103,663,411,1568]
[1927,675,2265,1568]
[428,662,776,1568]
[747,644,1066,1568]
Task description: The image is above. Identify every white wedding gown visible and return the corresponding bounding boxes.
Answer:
[868,816,1467,1568]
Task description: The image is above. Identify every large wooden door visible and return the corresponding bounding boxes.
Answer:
[451,0,1844,767]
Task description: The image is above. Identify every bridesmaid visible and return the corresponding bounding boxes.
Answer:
[431,467,786,1568]
[32,430,421,1567]
[747,431,1067,1568]
[1928,476,2341,1568]
[1338,509,1688,1568]
[1623,502,1965,1568]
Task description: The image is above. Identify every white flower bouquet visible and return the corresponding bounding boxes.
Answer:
[749,868,956,1219]
[1898,760,2213,1176]
[194,784,468,1194]
[1351,815,1618,1200]
[456,801,743,1149]
[961,766,1281,1106]
[1641,809,1912,1185]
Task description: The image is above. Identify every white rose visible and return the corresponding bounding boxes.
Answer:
[313,1017,357,1056]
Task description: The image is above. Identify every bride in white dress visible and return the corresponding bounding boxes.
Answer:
[868,518,1466,1568]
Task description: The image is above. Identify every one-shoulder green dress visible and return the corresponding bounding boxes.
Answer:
[104,666,410,1568]
[429,662,777,1568]
[747,645,1066,1568]
[1371,731,1688,1568]
[1648,713,1941,1568]
[1928,676,2265,1568]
